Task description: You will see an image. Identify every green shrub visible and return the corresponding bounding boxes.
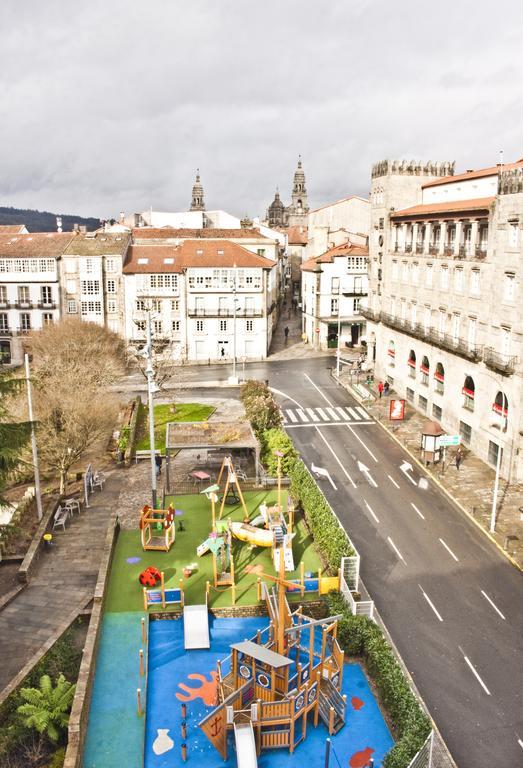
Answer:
[260,429,298,475]
[240,380,282,438]
[47,746,66,768]
[326,594,432,766]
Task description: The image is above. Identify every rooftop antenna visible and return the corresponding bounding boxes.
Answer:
[56,216,62,233]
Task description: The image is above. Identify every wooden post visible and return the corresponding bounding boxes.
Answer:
[206,580,210,599]
[141,617,147,644]
[337,567,341,591]
[256,699,262,756]
[313,672,321,727]
[297,662,302,686]
[309,623,314,668]
[181,742,187,762]
[300,561,305,589]
[338,651,345,689]
[231,581,236,606]
[289,506,293,534]
[256,629,261,644]
[181,703,187,719]
[211,493,216,531]
[142,587,148,612]
[270,666,276,695]
[289,695,295,752]
[257,577,261,602]
[139,649,144,677]
[230,553,236,605]
[232,648,238,690]
[181,720,187,739]
[180,579,184,607]
[277,547,285,655]
[161,571,165,609]
[137,688,143,716]
[328,706,335,735]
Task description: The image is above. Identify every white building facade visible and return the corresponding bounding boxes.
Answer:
[364,158,523,481]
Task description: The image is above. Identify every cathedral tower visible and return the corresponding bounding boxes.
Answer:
[190,170,205,211]
[287,156,309,226]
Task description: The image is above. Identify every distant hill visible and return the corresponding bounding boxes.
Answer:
[0,206,100,233]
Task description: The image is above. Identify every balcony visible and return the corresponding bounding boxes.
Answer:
[444,245,454,256]
[415,243,424,254]
[187,308,263,318]
[0,328,12,336]
[360,306,380,322]
[475,246,487,259]
[341,286,366,296]
[37,301,57,309]
[483,347,518,375]
[404,244,412,253]
[14,301,34,309]
[16,327,32,334]
[429,245,439,255]
[426,329,483,361]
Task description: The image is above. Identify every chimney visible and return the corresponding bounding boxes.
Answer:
[73,223,79,233]
[79,225,87,234]
[119,211,125,224]
[56,216,62,233]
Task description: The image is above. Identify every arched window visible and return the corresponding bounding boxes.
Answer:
[492,391,508,431]
[387,340,395,365]
[463,375,475,411]
[434,362,444,394]
[407,349,416,378]
[420,355,430,385]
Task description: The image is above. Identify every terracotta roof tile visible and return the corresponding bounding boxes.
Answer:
[287,226,308,245]
[0,232,75,258]
[301,241,368,272]
[132,227,272,241]
[123,240,276,274]
[422,160,523,188]
[63,232,131,256]
[390,197,495,219]
[0,224,27,234]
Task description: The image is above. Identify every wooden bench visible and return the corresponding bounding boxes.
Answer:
[135,449,161,463]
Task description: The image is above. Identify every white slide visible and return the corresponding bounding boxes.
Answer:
[234,722,257,768]
[183,604,210,649]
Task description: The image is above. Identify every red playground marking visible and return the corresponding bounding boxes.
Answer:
[349,747,375,768]
[351,696,365,710]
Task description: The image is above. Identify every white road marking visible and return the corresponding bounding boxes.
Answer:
[316,407,329,421]
[388,474,400,489]
[314,428,357,488]
[410,502,425,520]
[439,538,459,562]
[400,461,417,486]
[335,406,349,420]
[346,424,378,462]
[356,406,369,419]
[387,536,406,563]
[347,407,360,420]
[310,463,337,490]
[286,409,298,423]
[304,372,334,406]
[306,408,320,422]
[518,738,523,750]
[286,422,375,429]
[358,460,378,488]
[364,500,379,523]
[296,409,309,422]
[480,590,506,620]
[459,646,491,695]
[326,407,341,421]
[419,584,443,621]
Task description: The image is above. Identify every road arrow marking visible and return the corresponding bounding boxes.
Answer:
[357,460,378,487]
[311,463,337,490]
[313,429,357,488]
[400,461,417,485]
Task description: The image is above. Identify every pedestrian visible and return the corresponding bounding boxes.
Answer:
[378,381,384,399]
[455,446,463,470]
[292,298,298,313]
[284,326,289,343]
[383,380,390,396]
[220,346,225,358]
[155,454,162,477]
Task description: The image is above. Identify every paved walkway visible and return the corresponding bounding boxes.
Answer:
[268,294,336,360]
[336,368,523,570]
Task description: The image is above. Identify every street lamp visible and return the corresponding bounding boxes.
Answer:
[336,295,342,378]
[24,354,43,521]
[141,309,159,508]
[489,391,510,533]
[229,265,240,384]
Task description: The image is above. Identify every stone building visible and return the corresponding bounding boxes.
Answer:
[363,157,523,481]
[266,158,310,228]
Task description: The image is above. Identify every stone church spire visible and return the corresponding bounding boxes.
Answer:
[190,169,205,211]
[291,155,308,212]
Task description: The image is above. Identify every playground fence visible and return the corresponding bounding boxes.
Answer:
[339,559,375,620]
[406,731,434,768]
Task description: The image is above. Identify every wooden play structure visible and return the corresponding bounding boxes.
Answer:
[199,551,347,761]
[217,456,248,519]
[142,571,185,611]
[205,521,236,605]
[139,504,176,552]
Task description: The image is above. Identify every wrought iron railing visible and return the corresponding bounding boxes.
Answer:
[483,347,518,374]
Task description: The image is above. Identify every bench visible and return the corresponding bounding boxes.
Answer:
[135,449,161,463]
[52,506,69,532]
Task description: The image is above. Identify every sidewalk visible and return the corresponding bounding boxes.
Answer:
[336,370,523,570]
[268,295,337,360]
[0,464,153,696]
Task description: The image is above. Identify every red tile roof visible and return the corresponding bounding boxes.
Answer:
[132,227,272,241]
[0,224,27,234]
[390,197,495,219]
[287,226,308,245]
[301,241,368,272]
[0,232,75,258]
[123,240,276,274]
[422,160,523,188]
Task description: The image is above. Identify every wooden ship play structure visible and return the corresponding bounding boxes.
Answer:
[199,550,347,763]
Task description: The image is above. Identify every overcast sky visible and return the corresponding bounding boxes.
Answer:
[1,0,522,220]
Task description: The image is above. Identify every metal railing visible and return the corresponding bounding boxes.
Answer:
[360,306,380,322]
[483,347,518,374]
[187,308,263,317]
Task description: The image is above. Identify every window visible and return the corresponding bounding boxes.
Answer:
[470,269,480,295]
[420,356,429,386]
[20,313,31,330]
[432,403,442,421]
[246,319,253,332]
[390,297,396,318]
[347,256,367,271]
[387,340,395,366]
[463,375,475,411]
[412,262,419,285]
[18,286,30,303]
[508,222,519,247]
[40,286,52,304]
[331,277,340,294]
[0,286,7,303]
[43,313,53,325]
[418,395,428,413]
[196,320,204,332]
[438,309,446,337]
[83,258,95,273]
[219,320,227,332]
[66,279,76,294]
[81,301,102,315]
[434,362,444,394]
[149,274,178,290]
[106,279,116,294]
[488,441,503,468]
[353,298,361,313]
[500,327,511,358]
[410,303,417,328]
[331,298,338,315]
[503,273,515,302]
[452,313,461,341]
[468,317,477,349]
[135,299,145,311]
[171,299,179,312]
[492,391,508,431]
[81,280,100,295]
[67,300,77,314]
[392,261,399,281]
[402,261,409,282]
[440,265,449,289]
[135,320,146,332]
[459,421,472,445]
[423,305,431,333]
[153,321,163,335]
[0,313,8,330]
[107,300,117,313]
[172,320,180,332]
[257,248,265,256]
[105,258,117,273]
[425,263,433,287]
[454,268,463,292]
[406,387,415,403]
[407,350,416,378]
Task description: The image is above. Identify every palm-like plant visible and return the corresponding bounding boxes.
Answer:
[17,674,76,744]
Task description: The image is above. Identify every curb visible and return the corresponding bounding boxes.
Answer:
[334,375,522,573]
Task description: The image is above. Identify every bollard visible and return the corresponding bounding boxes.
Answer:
[181,719,187,739]
[181,742,187,762]
[141,617,147,644]
[139,649,144,677]
[181,703,187,719]
[137,688,143,716]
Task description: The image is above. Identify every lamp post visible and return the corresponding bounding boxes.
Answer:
[335,295,342,378]
[24,354,43,521]
[145,310,158,508]
[489,391,509,534]
[229,265,240,384]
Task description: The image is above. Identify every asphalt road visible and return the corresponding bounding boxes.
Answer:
[118,357,523,766]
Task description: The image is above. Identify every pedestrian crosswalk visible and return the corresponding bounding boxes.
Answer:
[283,405,372,426]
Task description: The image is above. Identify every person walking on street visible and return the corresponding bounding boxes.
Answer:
[155,454,162,477]
[378,381,384,399]
[284,326,289,343]
[455,446,463,470]
[383,380,390,396]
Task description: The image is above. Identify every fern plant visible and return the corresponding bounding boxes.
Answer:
[17,674,76,744]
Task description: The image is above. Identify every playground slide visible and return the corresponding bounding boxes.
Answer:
[230,521,273,548]
[183,605,210,649]
[234,722,257,768]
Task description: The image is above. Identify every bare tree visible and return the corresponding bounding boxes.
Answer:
[129,337,187,399]
[25,320,126,493]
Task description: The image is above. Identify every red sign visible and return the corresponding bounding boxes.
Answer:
[389,399,405,421]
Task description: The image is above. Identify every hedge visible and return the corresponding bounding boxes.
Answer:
[326,593,432,768]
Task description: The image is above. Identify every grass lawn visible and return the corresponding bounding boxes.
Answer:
[106,491,323,612]
[135,402,215,451]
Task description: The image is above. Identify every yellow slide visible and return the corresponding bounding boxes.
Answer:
[230,522,273,548]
